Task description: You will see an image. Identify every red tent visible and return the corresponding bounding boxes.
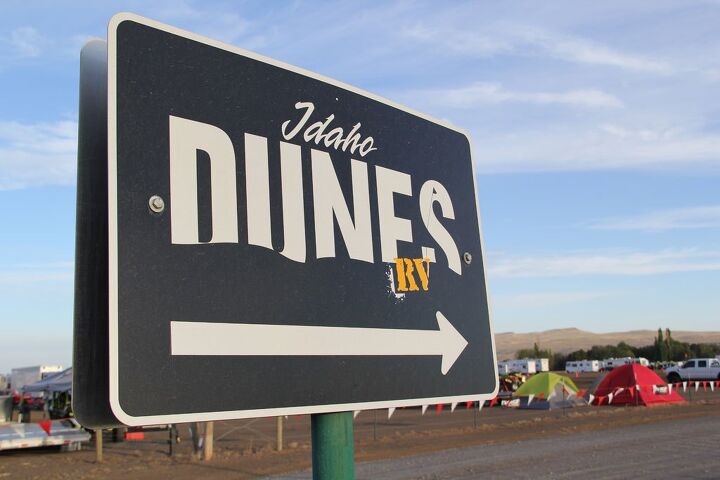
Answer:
[592,363,685,406]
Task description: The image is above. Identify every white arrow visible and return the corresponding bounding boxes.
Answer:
[170,311,468,375]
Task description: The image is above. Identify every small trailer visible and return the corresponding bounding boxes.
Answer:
[603,357,649,370]
[527,358,550,372]
[565,360,600,373]
[498,363,511,375]
[498,359,537,375]
[0,418,90,452]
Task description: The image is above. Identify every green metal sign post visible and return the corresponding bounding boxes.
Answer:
[311,412,355,479]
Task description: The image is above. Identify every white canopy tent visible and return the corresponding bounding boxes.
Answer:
[22,368,72,394]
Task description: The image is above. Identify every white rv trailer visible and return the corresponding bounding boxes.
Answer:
[602,357,649,370]
[498,359,537,375]
[602,357,631,370]
[565,360,600,373]
[528,358,550,372]
[633,357,650,367]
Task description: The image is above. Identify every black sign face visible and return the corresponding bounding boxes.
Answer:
[108,13,497,425]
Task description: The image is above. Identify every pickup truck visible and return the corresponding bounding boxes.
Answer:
[665,358,720,383]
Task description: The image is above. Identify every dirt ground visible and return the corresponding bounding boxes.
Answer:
[1,373,719,479]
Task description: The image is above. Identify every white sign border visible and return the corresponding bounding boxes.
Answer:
[108,11,499,426]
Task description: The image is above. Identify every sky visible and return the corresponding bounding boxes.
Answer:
[1,1,719,372]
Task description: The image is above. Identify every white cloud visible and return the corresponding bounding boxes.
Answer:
[9,27,44,57]
[705,67,720,82]
[402,23,513,57]
[474,125,720,173]
[152,1,253,44]
[414,82,623,109]
[493,291,613,308]
[0,271,72,285]
[1,27,96,62]
[600,124,676,141]
[488,249,720,278]
[589,205,720,232]
[17,261,74,269]
[0,119,77,190]
[0,262,73,285]
[516,27,671,74]
[402,23,671,74]
[65,34,98,57]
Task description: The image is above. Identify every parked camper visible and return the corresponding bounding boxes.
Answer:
[498,363,511,375]
[519,360,537,375]
[9,366,63,392]
[565,360,600,373]
[499,359,537,375]
[603,357,631,370]
[632,357,650,367]
[602,357,648,370]
[527,358,550,372]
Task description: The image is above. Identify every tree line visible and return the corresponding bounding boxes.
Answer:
[516,328,720,370]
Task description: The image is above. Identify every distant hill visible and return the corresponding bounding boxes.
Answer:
[494,328,720,361]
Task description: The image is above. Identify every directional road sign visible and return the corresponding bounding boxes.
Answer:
[81,13,497,426]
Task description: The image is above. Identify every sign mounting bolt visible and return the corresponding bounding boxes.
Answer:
[463,252,472,265]
[149,195,165,214]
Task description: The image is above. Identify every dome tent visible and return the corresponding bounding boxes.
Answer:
[592,363,684,406]
[513,372,586,409]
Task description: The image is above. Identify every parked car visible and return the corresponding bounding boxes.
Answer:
[665,358,720,383]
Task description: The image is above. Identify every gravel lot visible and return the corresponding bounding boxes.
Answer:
[311,415,720,479]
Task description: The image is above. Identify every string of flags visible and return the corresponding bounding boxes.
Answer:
[354,379,720,419]
[670,380,718,393]
[592,380,719,405]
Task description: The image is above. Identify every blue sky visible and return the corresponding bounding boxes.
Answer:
[1,1,719,372]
